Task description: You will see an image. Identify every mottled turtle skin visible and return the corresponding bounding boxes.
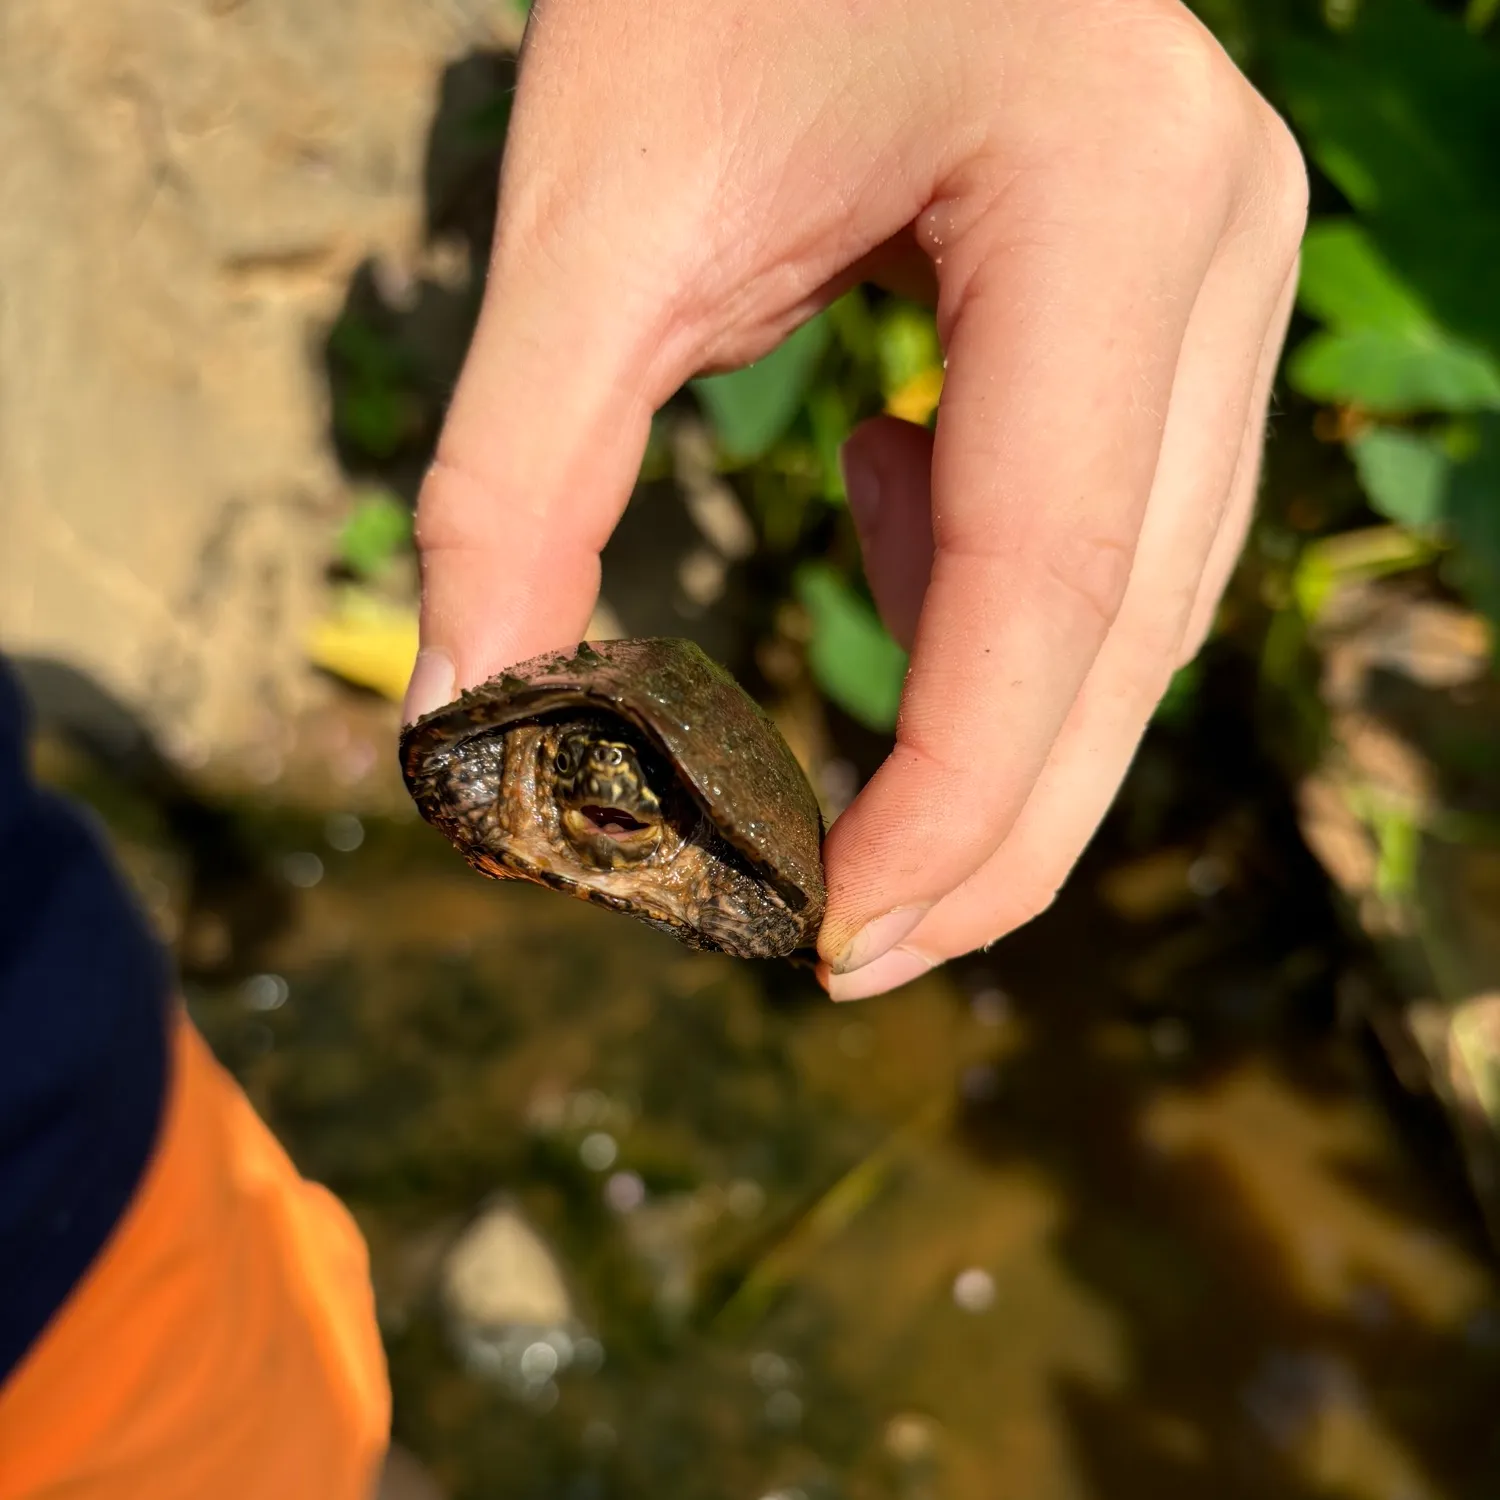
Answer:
[399,639,826,959]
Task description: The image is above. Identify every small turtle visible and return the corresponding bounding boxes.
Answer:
[399,638,826,959]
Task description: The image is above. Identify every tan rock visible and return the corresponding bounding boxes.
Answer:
[0,0,522,766]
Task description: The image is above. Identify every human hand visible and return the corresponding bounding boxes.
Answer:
[404,0,1308,998]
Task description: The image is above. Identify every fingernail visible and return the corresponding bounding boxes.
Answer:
[827,946,934,1002]
[830,904,930,975]
[402,647,456,725]
[840,442,882,529]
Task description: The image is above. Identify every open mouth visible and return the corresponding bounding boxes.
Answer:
[579,805,650,839]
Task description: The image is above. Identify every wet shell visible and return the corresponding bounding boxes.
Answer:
[399,638,826,959]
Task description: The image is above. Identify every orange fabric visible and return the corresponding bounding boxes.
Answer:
[0,1011,390,1499]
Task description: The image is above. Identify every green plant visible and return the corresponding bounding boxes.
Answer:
[1271,0,1500,634]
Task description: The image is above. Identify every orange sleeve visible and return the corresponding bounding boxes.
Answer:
[0,1010,390,1499]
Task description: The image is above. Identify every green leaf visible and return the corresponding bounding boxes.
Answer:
[1290,220,1500,414]
[1272,0,1500,216]
[1289,327,1500,414]
[339,490,413,579]
[875,303,942,397]
[1297,220,1431,334]
[806,384,853,503]
[1328,417,1500,634]
[1372,802,1421,901]
[1291,524,1439,623]
[1364,210,1500,369]
[794,563,908,732]
[1349,426,1451,528]
[693,316,831,464]
[1269,2,1500,377]
[1443,414,1500,630]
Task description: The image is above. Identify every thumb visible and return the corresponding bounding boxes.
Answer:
[405,0,757,722]
[403,254,665,721]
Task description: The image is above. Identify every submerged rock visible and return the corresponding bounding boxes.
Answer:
[439,1201,598,1398]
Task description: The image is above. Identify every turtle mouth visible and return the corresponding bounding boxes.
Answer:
[579,804,650,839]
[560,801,663,867]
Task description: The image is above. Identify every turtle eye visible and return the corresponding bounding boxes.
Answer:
[600,745,623,766]
[554,749,572,774]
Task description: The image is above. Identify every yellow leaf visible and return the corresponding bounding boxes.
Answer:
[884,365,944,425]
[307,591,419,703]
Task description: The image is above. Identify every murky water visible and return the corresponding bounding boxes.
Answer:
[38,694,1500,1500]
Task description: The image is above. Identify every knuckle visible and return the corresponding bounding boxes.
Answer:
[413,455,508,556]
[1039,527,1136,637]
[1141,20,1242,144]
[1111,16,1252,212]
[1256,106,1311,252]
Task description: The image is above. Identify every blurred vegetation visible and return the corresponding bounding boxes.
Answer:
[321,0,1499,741]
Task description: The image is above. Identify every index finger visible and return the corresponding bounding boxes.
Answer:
[818,105,1237,970]
[403,280,658,721]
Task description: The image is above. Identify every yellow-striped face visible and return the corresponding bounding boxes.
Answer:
[549,725,665,866]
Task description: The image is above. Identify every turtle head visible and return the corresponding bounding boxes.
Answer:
[549,723,665,866]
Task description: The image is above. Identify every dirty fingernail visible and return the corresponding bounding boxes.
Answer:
[830,904,930,976]
[402,647,456,726]
[827,946,934,1002]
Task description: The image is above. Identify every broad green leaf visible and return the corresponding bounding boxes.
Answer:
[1349,426,1450,529]
[1273,0,1500,215]
[693,316,831,464]
[339,489,414,579]
[1288,327,1500,414]
[1292,219,1500,413]
[1328,419,1500,634]
[794,563,908,732]
[1297,220,1431,334]
[1366,209,1500,368]
[1272,1,1500,373]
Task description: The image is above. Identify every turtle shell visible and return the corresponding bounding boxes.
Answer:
[399,638,826,959]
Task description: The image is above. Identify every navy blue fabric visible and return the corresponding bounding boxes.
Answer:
[0,659,169,1383]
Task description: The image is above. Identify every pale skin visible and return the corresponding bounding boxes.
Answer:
[403,0,1310,999]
